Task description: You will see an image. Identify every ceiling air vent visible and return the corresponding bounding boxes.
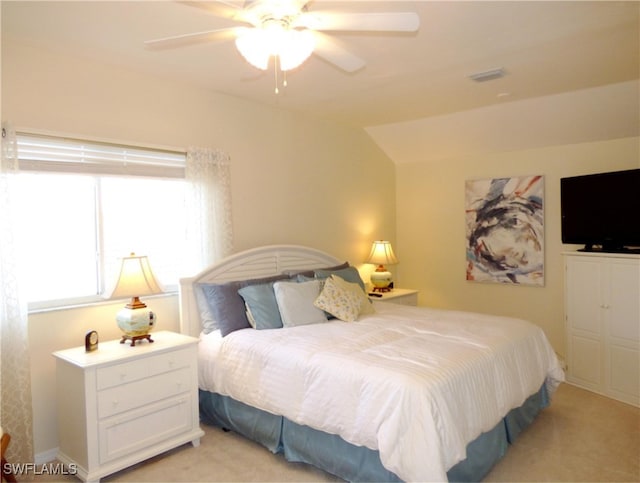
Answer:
[469,68,506,82]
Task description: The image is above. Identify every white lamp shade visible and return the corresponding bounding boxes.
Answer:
[366,241,399,266]
[109,254,163,299]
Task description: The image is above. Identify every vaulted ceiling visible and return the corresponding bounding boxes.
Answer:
[3,1,638,130]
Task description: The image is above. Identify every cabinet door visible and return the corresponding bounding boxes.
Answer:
[605,259,640,405]
[565,257,604,388]
[606,259,640,341]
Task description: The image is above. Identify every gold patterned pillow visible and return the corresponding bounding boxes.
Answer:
[314,274,374,322]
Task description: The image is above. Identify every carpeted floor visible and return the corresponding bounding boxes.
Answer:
[35,383,639,482]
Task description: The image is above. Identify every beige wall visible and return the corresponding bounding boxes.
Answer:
[395,137,640,358]
[2,38,396,459]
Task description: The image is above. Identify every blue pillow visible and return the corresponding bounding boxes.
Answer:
[238,283,283,330]
[315,266,366,291]
[199,274,290,337]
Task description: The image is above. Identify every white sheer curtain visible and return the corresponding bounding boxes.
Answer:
[0,123,34,466]
[185,147,233,272]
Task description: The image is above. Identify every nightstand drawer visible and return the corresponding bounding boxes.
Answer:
[96,348,192,390]
[99,393,193,464]
[98,366,191,418]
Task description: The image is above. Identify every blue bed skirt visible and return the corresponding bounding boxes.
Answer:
[199,385,549,482]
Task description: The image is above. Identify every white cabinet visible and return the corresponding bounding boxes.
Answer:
[564,252,640,407]
[53,331,204,482]
[369,288,418,306]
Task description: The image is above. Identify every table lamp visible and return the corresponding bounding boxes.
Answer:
[366,241,399,292]
[110,253,163,346]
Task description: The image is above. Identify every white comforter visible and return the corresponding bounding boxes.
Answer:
[199,302,564,482]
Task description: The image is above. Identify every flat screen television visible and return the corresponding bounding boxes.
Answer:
[561,168,640,253]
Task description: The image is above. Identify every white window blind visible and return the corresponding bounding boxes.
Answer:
[16,133,185,178]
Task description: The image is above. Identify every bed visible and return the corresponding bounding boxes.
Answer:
[179,245,564,482]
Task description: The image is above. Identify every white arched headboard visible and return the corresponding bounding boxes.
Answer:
[179,245,342,337]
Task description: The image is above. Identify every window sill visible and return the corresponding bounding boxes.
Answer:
[28,291,178,315]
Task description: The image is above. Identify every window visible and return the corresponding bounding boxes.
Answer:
[14,133,188,309]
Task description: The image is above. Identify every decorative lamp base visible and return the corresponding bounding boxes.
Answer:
[370,267,393,292]
[116,306,156,347]
[120,334,154,347]
[372,286,392,293]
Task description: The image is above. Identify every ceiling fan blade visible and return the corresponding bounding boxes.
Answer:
[312,32,365,73]
[144,28,238,50]
[297,12,420,32]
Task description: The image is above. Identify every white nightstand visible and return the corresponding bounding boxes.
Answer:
[53,331,204,482]
[369,288,418,306]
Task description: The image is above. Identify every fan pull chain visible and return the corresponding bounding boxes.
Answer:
[273,56,288,95]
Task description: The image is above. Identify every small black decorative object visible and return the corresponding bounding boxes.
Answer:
[85,330,99,352]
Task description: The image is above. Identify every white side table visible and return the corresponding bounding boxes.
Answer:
[369,288,418,306]
[53,330,204,482]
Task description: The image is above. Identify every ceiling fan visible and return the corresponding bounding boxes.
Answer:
[145,0,420,74]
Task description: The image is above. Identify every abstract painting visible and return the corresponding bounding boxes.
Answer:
[465,175,544,285]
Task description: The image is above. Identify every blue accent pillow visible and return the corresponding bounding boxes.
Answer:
[315,266,366,291]
[199,274,290,337]
[238,283,283,330]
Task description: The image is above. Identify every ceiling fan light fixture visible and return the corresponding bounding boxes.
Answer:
[279,29,315,71]
[235,21,315,72]
[235,27,271,70]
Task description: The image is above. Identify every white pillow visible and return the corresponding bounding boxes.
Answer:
[314,274,375,322]
[273,280,328,328]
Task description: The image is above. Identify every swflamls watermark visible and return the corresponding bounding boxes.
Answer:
[3,462,78,476]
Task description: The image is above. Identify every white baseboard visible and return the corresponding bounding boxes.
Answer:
[35,447,58,465]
